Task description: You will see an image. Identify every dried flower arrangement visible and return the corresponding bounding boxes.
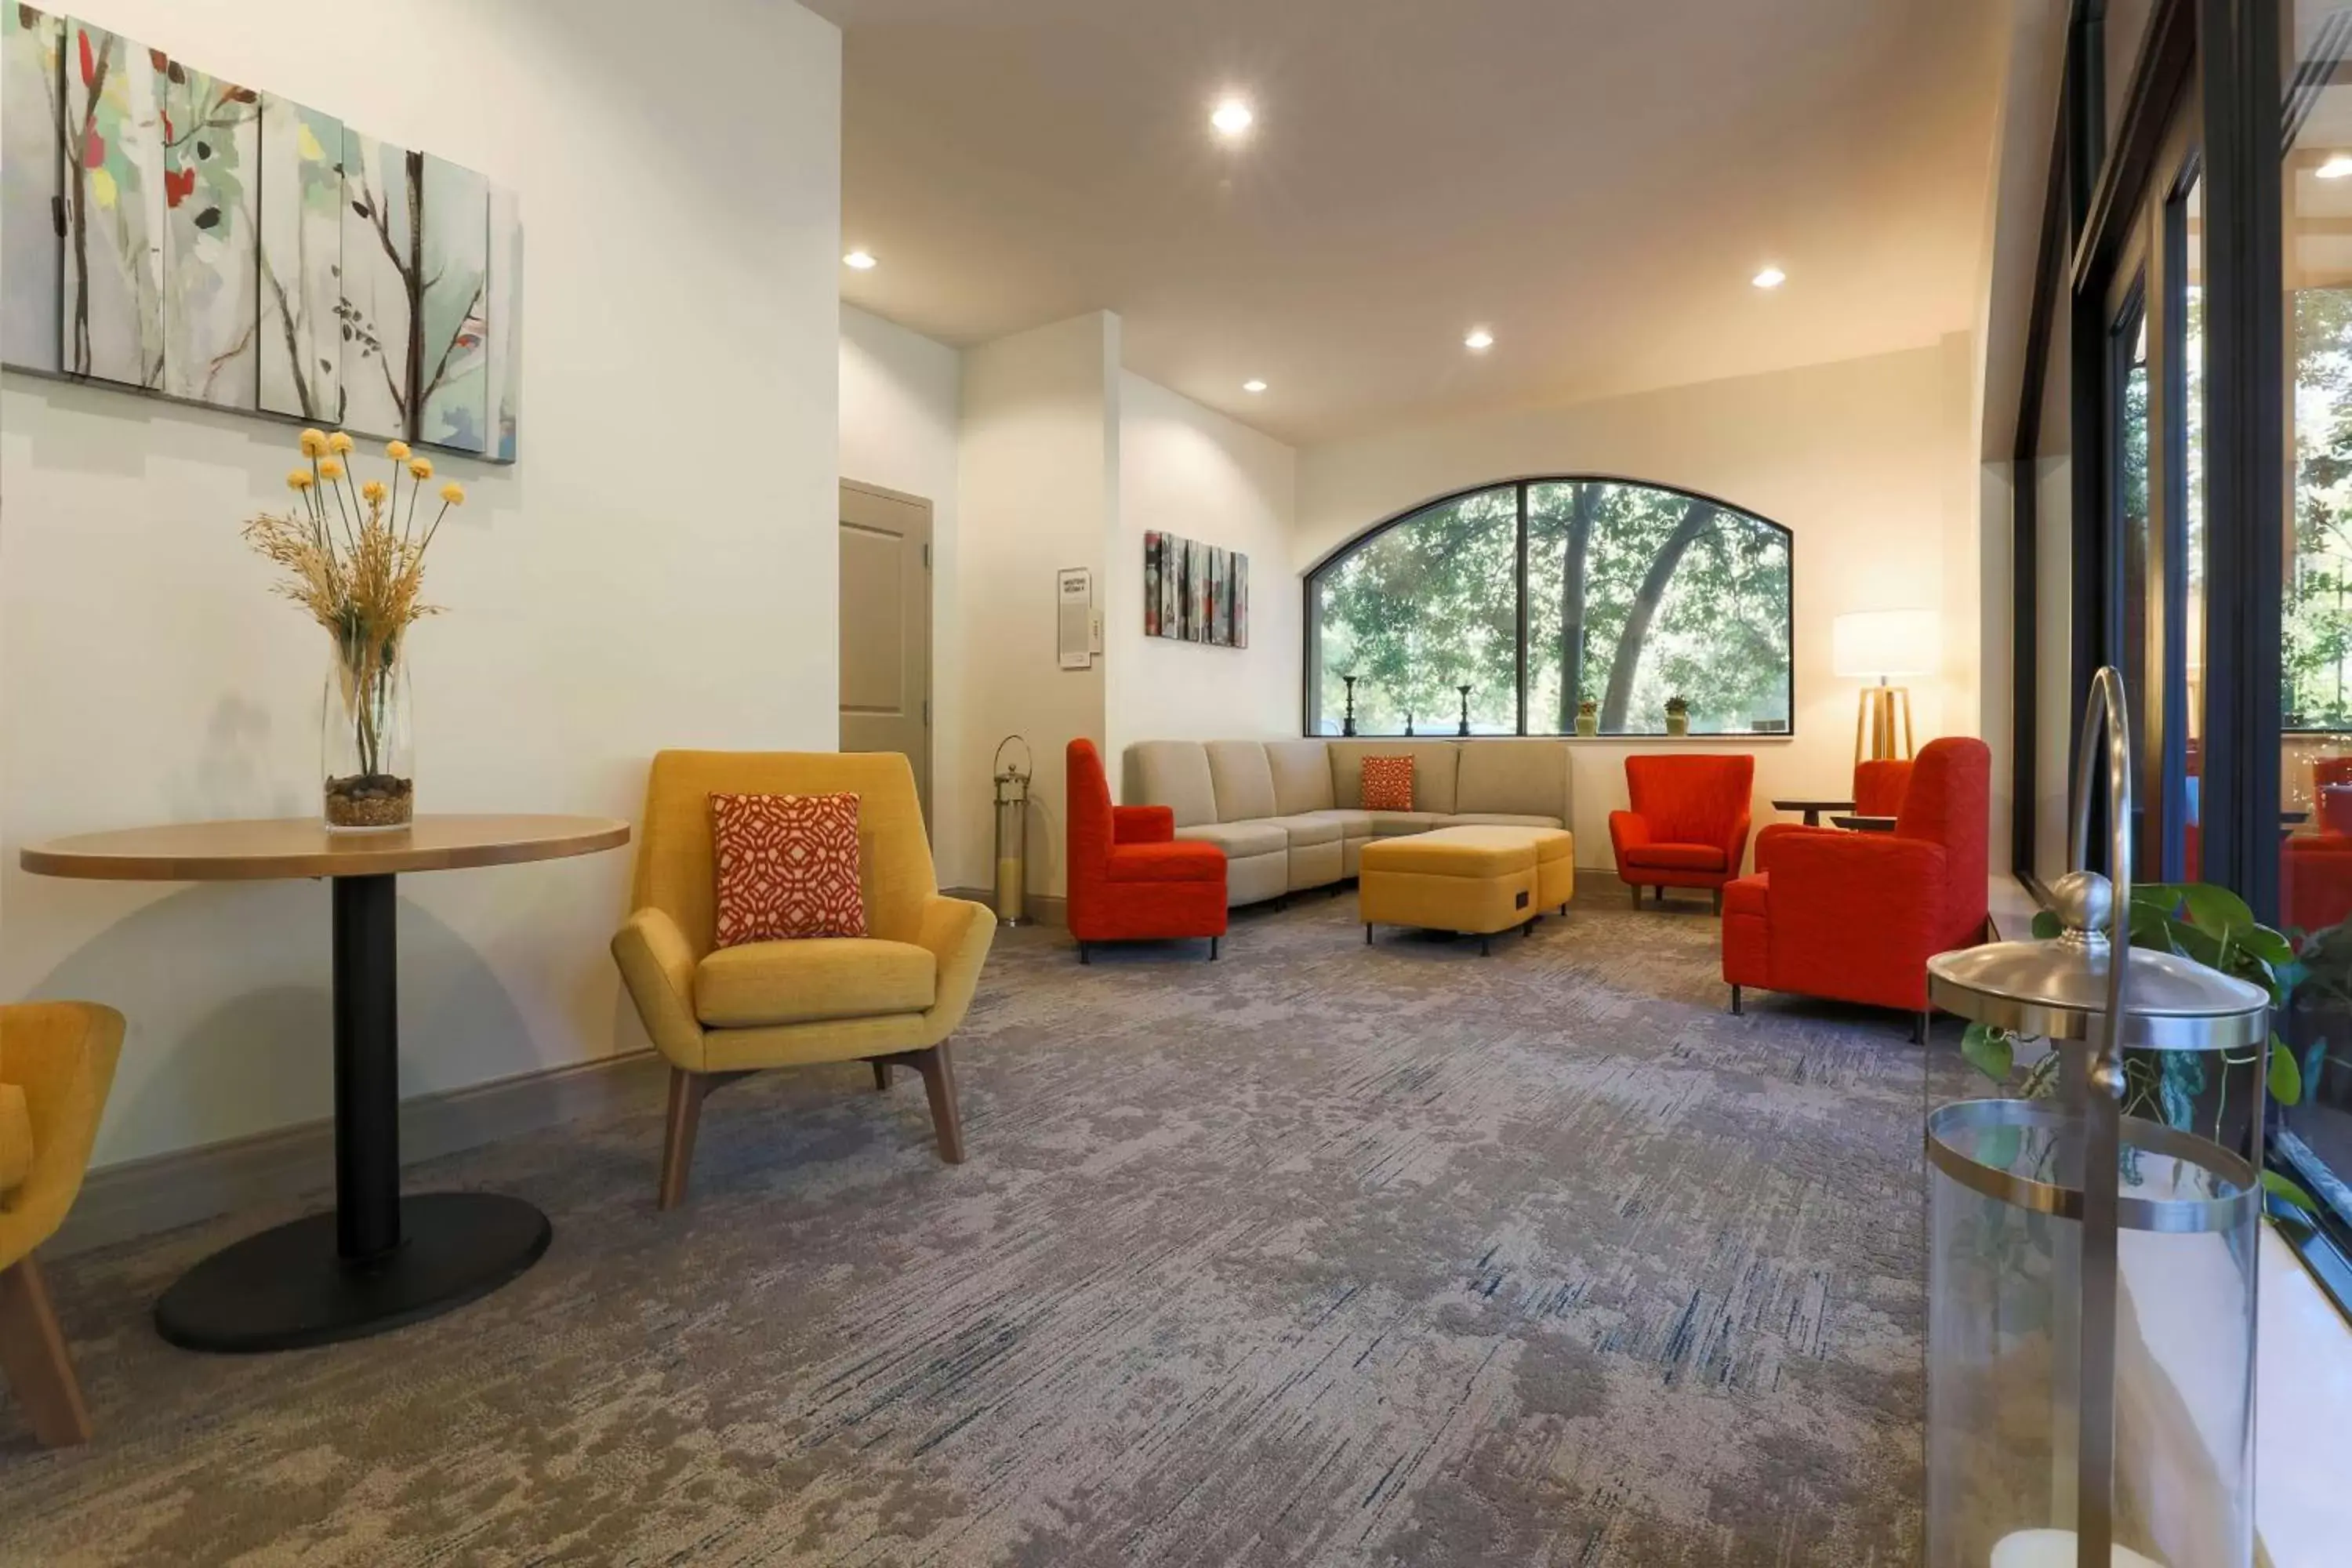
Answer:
[243,429,465,828]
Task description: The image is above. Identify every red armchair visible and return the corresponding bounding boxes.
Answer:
[1721,736,1991,1039]
[1609,754,1756,912]
[2285,756,2352,935]
[1066,739,1227,963]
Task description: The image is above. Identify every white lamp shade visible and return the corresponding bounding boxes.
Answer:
[1833,608,1937,679]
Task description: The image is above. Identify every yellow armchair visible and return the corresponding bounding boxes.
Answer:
[1,1001,123,1447]
[612,751,995,1208]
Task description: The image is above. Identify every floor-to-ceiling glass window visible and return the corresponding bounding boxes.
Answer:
[2016,2,2352,1268]
[2278,0,2352,1231]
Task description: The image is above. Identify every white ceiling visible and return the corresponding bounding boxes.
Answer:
[808,0,2009,447]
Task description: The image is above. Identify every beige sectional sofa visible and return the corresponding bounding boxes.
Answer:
[1123,738,1574,908]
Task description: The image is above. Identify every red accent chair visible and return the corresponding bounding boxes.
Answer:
[1853,758,1913,818]
[1721,736,1991,1040]
[2284,756,2352,935]
[1609,754,1756,912]
[1066,739,1227,963]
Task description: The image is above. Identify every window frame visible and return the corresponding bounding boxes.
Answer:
[1299,474,1797,740]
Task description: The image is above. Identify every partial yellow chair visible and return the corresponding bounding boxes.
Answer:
[1,1002,122,1447]
[612,751,996,1209]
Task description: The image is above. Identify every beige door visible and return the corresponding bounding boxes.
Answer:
[839,481,933,823]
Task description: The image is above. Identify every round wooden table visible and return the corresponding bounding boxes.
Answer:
[21,815,630,1353]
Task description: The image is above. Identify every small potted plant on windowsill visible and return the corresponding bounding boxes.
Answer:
[1575,697,1599,738]
[1664,695,1690,738]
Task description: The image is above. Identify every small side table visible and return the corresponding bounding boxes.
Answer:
[1831,815,1900,833]
[1773,797,1856,828]
[22,814,629,1353]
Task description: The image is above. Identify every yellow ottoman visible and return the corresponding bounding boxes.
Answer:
[1359,826,1575,953]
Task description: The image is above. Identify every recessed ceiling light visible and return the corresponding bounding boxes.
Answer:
[844,249,878,270]
[1210,97,1254,137]
[1243,379,1268,394]
[1464,328,1494,351]
[2318,153,2352,180]
[1751,265,1787,289]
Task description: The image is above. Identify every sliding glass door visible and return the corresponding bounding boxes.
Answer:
[2092,105,2206,884]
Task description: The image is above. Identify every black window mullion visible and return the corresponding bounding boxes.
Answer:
[2196,0,2281,918]
[1515,481,1530,735]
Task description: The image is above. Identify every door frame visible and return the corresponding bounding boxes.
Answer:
[839,477,935,830]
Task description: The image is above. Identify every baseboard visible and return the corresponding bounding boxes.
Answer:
[51,1049,670,1259]
[946,888,1066,929]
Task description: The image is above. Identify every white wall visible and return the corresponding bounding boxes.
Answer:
[1108,372,1298,768]
[1294,339,1980,862]
[1,0,842,1167]
[840,305,964,877]
[952,312,1119,898]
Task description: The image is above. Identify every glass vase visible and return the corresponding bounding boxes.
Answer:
[322,639,414,830]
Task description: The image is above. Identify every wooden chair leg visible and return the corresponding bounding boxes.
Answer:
[1711,889,1723,916]
[1628,884,1640,909]
[873,1060,893,1092]
[912,1044,966,1165]
[658,1066,715,1211]
[1208,936,1220,962]
[1730,983,1744,1016]
[0,1255,93,1447]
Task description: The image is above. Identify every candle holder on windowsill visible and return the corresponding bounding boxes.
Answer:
[1457,685,1472,736]
[1341,673,1359,737]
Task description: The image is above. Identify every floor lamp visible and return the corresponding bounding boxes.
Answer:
[1833,608,1935,764]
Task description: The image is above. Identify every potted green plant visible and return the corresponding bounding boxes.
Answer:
[1959,880,2318,1213]
[1575,697,1599,738]
[1664,695,1690,737]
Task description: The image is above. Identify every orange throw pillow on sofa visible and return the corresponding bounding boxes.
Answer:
[1360,755,1415,811]
[710,791,868,945]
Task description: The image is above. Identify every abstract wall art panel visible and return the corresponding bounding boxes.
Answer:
[2,8,64,372]
[2,16,521,460]
[256,93,343,422]
[1186,539,1208,641]
[1142,531,1249,648]
[486,183,522,461]
[61,20,166,387]
[416,154,488,453]
[1142,531,1164,637]
[1207,548,1229,647]
[336,127,409,440]
[158,59,259,407]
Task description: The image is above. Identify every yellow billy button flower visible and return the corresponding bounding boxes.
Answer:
[408,457,434,481]
[361,480,388,504]
[441,481,466,506]
[287,470,314,491]
[318,458,344,481]
[386,440,412,461]
[299,428,329,458]
[327,431,354,456]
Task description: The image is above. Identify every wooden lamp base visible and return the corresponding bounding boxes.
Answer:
[1854,683,1914,764]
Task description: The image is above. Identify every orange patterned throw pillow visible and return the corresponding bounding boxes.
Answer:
[710,791,868,946]
[1360,755,1415,811]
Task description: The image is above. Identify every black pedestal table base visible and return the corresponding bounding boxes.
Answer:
[154,1192,551,1352]
[155,871,554,1352]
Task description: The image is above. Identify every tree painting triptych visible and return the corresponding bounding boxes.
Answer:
[0,9,521,460]
[1144,532,1249,649]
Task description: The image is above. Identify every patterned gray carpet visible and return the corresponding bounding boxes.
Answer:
[1,891,1942,1566]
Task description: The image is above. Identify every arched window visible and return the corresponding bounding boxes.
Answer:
[1306,477,1793,736]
